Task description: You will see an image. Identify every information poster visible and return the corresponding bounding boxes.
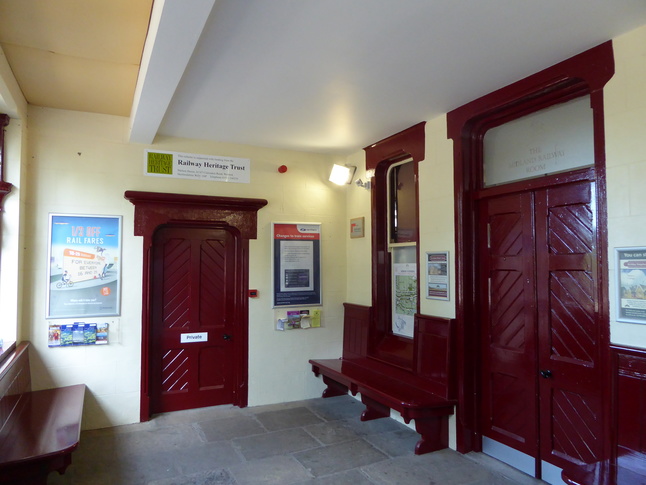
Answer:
[273,223,321,307]
[617,247,646,324]
[47,214,122,318]
[426,251,450,300]
[392,262,417,338]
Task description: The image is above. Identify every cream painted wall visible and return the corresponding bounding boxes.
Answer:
[419,116,456,319]
[23,106,347,429]
[605,25,646,348]
[345,150,372,306]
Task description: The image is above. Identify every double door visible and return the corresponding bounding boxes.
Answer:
[479,180,603,472]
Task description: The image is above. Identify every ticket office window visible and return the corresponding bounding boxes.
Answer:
[388,160,418,339]
[371,157,419,367]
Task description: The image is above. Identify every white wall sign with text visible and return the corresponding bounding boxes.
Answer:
[144,149,250,183]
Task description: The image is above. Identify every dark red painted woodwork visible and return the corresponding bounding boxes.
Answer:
[310,357,455,454]
[614,346,646,481]
[342,303,371,360]
[124,191,267,421]
[363,123,425,369]
[446,42,614,457]
[124,191,267,240]
[150,226,238,413]
[0,114,9,182]
[562,346,646,485]
[363,122,426,171]
[537,182,603,468]
[414,314,456,400]
[0,343,85,485]
[480,178,603,471]
[480,191,538,456]
[310,309,456,454]
[0,115,13,276]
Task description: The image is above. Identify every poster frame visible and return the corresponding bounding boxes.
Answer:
[616,246,646,324]
[426,251,450,301]
[46,213,122,319]
[272,222,322,308]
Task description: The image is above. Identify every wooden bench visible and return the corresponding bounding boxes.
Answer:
[0,341,85,485]
[310,357,456,454]
[310,305,456,455]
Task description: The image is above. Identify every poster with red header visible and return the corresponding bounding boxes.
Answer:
[272,223,321,307]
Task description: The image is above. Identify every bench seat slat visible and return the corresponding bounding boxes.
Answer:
[0,384,85,465]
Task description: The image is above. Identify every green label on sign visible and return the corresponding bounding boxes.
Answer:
[146,152,173,174]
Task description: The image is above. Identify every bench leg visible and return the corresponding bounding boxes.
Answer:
[413,415,449,455]
[321,376,348,398]
[360,395,390,421]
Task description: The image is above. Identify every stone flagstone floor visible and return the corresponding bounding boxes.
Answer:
[48,394,547,485]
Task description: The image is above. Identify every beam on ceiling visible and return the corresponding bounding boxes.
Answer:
[129,0,216,144]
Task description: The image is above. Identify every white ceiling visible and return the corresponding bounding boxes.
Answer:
[3,1,646,155]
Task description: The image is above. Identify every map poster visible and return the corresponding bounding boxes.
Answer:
[47,214,122,318]
[272,223,321,307]
[617,247,646,324]
[426,251,449,300]
[392,262,417,338]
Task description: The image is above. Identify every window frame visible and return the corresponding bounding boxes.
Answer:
[364,123,425,369]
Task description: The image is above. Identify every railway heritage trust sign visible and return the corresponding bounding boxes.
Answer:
[144,149,250,183]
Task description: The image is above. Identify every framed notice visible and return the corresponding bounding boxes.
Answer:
[272,223,321,307]
[617,247,646,324]
[426,251,449,300]
[350,217,365,238]
[47,214,122,318]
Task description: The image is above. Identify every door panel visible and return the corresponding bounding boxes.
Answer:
[480,180,603,472]
[151,226,236,414]
[536,182,602,467]
[480,192,538,455]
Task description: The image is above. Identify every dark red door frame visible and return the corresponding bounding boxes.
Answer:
[446,42,614,456]
[124,191,267,421]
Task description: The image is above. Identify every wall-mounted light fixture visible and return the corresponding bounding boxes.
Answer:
[355,179,371,190]
[329,164,356,185]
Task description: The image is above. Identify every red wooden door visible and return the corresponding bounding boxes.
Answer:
[150,225,238,414]
[480,180,603,471]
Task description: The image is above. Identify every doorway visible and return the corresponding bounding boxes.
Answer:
[150,224,239,414]
[478,178,603,476]
[125,190,267,421]
[446,42,614,482]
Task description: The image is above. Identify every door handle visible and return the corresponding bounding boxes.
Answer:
[539,369,553,379]
[222,334,232,341]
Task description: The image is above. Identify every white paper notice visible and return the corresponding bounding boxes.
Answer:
[280,240,314,292]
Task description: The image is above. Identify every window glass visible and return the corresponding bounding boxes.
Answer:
[389,161,417,243]
[483,95,593,187]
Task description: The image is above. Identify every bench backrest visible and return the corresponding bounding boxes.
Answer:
[0,342,32,445]
[342,303,455,400]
